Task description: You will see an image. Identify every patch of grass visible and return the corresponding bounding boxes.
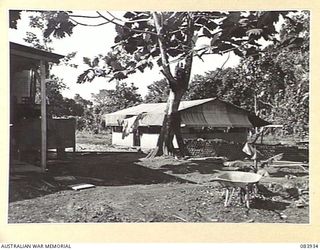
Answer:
[76,131,112,145]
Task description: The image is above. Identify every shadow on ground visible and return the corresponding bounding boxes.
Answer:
[251,198,290,211]
[158,161,223,175]
[9,152,195,202]
[64,152,194,186]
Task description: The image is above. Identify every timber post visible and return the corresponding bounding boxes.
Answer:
[40,60,47,172]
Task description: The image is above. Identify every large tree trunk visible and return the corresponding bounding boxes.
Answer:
[147,87,189,158]
[147,12,194,158]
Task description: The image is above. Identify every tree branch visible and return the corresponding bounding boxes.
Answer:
[106,11,122,22]
[96,11,158,36]
[71,12,151,24]
[106,11,152,23]
[193,37,254,59]
[168,28,187,35]
[258,99,276,108]
[69,14,101,19]
[152,12,176,84]
[184,12,195,85]
[69,17,110,27]
[209,52,231,80]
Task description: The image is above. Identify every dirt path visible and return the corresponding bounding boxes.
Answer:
[8,152,309,223]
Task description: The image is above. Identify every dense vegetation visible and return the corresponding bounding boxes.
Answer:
[145,12,309,139]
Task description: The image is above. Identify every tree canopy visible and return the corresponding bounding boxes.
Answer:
[184,11,309,138]
[91,81,143,114]
[144,78,170,103]
[10,11,297,83]
[10,10,308,155]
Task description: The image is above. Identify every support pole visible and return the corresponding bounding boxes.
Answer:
[40,60,47,172]
[254,94,258,135]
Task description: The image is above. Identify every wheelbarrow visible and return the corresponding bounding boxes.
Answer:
[211,171,262,208]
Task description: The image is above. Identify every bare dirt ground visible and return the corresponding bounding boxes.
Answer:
[8,140,309,223]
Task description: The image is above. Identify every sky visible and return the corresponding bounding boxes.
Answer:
[9,11,241,101]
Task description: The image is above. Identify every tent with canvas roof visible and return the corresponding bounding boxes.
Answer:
[103,98,270,148]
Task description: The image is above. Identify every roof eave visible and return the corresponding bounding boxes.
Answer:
[10,42,64,63]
